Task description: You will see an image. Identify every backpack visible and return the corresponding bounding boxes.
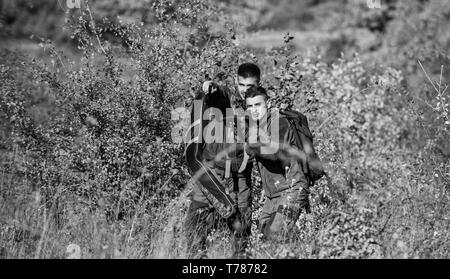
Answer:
[279,109,325,186]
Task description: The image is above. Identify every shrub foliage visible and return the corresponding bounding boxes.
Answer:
[0,0,448,258]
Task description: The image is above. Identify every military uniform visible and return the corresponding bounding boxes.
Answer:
[246,109,310,240]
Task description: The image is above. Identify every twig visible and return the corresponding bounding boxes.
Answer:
[34,208,49,259]
[157,172,178,194]
[49,46,68,73]
[405,91,437,111]
[57,0,67,12]
[34,186,68,258]
[86,1,107,55]
[378,211,393,236]
[127,187,146,245]
[418,60,439,94]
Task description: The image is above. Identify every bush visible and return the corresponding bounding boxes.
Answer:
[0,0,448,259]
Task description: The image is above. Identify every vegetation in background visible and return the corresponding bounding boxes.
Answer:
[0,0,448,258]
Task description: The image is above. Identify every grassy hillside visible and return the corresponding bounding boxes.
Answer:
[0,0,448,259]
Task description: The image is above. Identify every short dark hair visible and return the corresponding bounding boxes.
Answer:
[238,62,261,80]
[245,86,268,100]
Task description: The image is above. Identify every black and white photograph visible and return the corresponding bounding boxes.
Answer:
[0,0,448,264]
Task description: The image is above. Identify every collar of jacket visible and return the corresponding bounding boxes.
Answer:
[229,87,246,111]
[256,109,281,131]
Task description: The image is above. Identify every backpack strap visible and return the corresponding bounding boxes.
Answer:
[225,157,231,178]
[285,117,311,183]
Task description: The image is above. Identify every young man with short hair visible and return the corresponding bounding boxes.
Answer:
[244,86,311,240]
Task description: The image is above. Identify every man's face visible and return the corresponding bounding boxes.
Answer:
[246,95,268,121]
[236,76,259,98]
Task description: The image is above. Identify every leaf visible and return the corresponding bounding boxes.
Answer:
[283,33,294,44]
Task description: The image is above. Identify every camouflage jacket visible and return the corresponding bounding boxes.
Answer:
[246,110,308,198]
